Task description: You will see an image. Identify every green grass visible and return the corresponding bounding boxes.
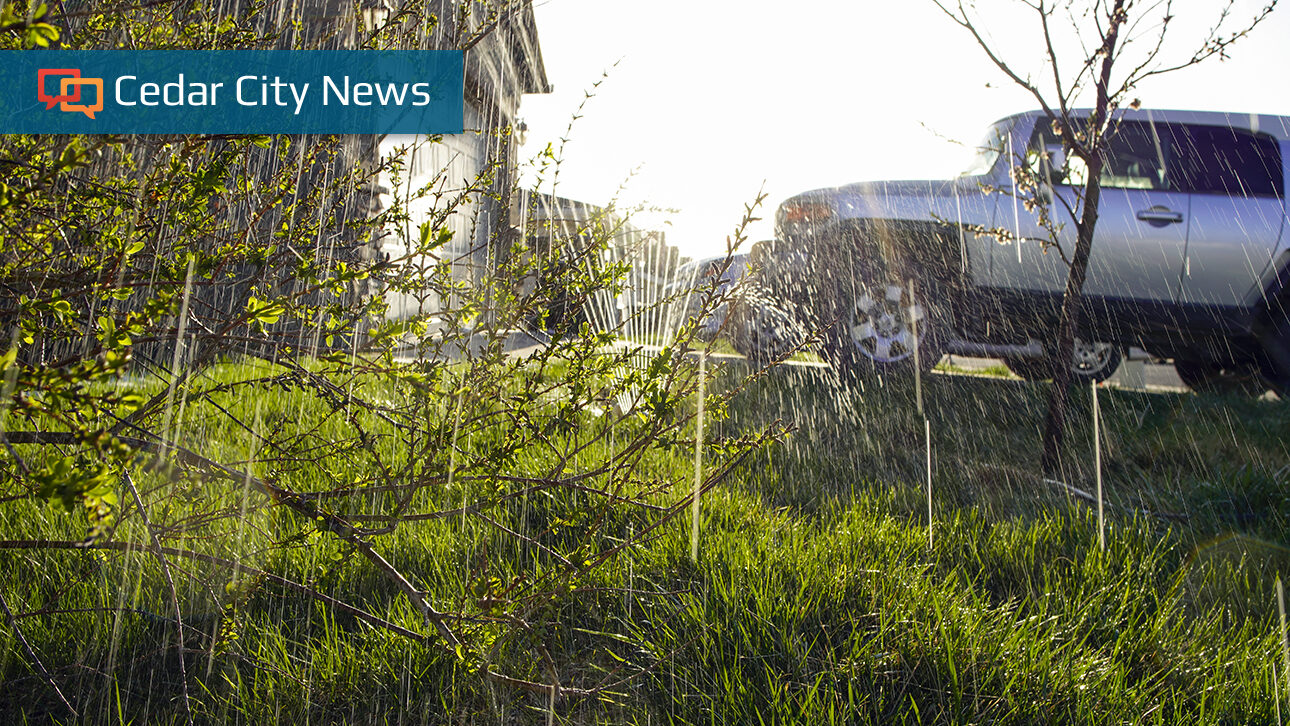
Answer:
[1,358,1288,724]
[624,495,1280,724]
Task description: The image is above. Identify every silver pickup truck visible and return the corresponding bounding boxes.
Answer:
[768,109,1290,394]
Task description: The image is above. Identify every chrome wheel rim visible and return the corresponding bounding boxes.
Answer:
[847,283,925,363]
[1072,339,1114,374]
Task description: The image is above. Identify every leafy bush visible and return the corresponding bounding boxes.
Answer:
[0,2,784,721]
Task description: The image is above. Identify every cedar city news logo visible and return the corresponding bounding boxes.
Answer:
[38,68,103,119]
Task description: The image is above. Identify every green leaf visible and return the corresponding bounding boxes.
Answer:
[246,296,283,325]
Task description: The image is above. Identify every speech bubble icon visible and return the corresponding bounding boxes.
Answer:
[60,77,103,120]
[37,68,81,109]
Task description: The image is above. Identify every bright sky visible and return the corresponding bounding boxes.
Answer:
[515,1,1290,259]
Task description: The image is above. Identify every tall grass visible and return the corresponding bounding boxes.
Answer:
[1,360,1287,723]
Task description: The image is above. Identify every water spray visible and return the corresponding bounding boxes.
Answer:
[910,278,923,417]
[925,417,933,551]
[161,256,196,455]
[1093,380,1104,551]
[1277,662,1283,726]
[691,349,705,563]
[1279,577,1290,702]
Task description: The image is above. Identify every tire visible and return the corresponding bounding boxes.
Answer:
[1003,339,1121,383]
[1069,339,1122,383]
[821,271,947,382]
[1174,357,1268,397]
[729,315,797,365]
[1256,308,1290,398]
[728,292,805,365]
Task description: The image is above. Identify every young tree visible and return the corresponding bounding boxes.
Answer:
[933,0,1277,476]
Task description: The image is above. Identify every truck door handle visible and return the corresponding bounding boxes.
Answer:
[1135,206,1183,227]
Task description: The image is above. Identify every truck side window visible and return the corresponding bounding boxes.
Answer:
[1028,119,1172,190]
[1168,124,1284,198]
[1026,123,1070,186]
[1098,122,1169,190]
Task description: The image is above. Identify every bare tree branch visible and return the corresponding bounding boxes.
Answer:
[4,430,463,650]
[121,470,193,726]
[1120,1,1274,92]
[931,0,1091,158]
[0,589,78,719]
[0,538,433,643]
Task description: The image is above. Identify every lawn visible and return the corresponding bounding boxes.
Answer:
[1,355,1287,724]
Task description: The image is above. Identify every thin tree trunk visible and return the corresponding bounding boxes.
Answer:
[1039,172,1102,476]
[1039,0,1124,477]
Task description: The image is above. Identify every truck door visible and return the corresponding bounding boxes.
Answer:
[1170,123,1286,310]
[993,119,1189,308]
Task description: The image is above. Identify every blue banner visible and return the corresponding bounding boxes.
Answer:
[0,50,463,134]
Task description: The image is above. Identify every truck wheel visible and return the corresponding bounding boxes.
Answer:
[1070,340,1122,383]
[1254,307,1290,398]
[822,273,946,382]
[728,300,803,365]
[1175,358,1267,396]
[1003,339,1121,383]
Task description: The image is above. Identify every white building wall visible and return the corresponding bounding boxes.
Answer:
[376,1,549,322]
[380,103,494,319]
